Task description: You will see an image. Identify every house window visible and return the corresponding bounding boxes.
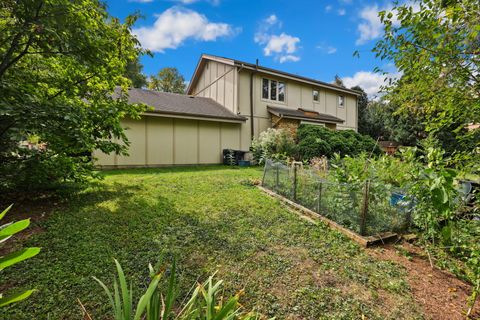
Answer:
[278,82,285,101]
[262,78,269,99]
[313,89,319,101]
[262,78,285,102]
[270,80,277,100]
[338,95,345,108]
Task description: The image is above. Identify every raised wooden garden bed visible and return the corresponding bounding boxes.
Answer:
[258,185,398,247]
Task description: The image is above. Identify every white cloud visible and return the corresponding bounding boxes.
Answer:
[356,5,385,45]
[337,8,346,16]
[356,2,420,45]
[325,5,333,12]
[133,7,236,52]
[265,14,279,25]
[263,33,300,56]
[342,71,400,98]
[254,15,301,63]
[316,44,337,54]
[279,55,300,63]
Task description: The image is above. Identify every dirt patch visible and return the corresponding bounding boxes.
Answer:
[0,191,66,256]
[368,242,479,320]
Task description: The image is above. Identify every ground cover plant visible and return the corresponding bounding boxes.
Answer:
[1,166,424,319]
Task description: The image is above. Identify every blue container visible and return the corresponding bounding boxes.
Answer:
[390,192,406,206]
[238,160,250,167]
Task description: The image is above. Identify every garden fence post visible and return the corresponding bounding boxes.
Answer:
[317,181,322,213]
[292,164,298,201]
[360,179,370,236]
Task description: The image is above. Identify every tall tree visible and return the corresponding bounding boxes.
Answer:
[363,100,426,145]
[373,0,480,166]
[0,0,145,190]
[351,85,369,135]
[148,67,186,93]
[125,57,147,88]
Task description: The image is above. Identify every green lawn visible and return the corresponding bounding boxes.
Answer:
[3,166,424,319]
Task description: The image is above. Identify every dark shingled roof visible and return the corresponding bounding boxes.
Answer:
[116,88,246,122]
[267,105,344,124]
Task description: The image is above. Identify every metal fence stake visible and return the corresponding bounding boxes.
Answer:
[275,164,279,192]
[317,181,322,213]
[261,161,268,186]
[292,164,298,201]
[360,180,370,236]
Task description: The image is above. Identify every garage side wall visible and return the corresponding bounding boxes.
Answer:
[94,116,242,167]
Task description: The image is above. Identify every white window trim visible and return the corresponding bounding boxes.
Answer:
[261,78,286,104]
[338,95,345,108]
[300,121,325,127]
[313,89,319,102]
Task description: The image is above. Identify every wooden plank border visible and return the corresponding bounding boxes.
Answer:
[258,185,397,247]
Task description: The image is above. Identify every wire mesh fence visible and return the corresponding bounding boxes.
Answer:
[262,160,412,237]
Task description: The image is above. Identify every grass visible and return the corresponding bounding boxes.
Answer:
[2,166,424,319]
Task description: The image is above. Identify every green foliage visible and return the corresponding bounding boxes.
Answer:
[125,57,148,88]
[373,0,480,167]
[0,205,40,307]
[148,67,186,94]
[0,0,146,190]
[358,99,426,146]
[250,128,296,165]
[296,125,381,160]
[94,260,263,319]
[1,167,422,319]
[93,259,163,320]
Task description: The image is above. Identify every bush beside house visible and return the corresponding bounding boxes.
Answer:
[251,125,381,164]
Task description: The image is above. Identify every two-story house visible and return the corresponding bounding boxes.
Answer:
[95,54,361,167]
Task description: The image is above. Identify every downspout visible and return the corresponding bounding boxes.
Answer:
[250,72,254,139]
[249,59,259,139]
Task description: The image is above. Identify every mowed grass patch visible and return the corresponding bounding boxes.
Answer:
[2,166,424,319]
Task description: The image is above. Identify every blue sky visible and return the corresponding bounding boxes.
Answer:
[105,0,399,97]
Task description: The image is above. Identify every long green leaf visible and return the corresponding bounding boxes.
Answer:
[0,204,13,221]
[0,289,35,307]
[0,219,30,237]
[134,274,162,320]
[0,234,12,245]
[113,280,123,320]
[212,296,239,320]
[163,259,176,320]
[93,277,116,315]
[114,259,132,320]
[0,247,40,271]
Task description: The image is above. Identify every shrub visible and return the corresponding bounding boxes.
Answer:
[250,128,296,165]
[296,125,381,160]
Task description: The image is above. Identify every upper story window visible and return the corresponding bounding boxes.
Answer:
[262,78,285,102]
[313,89,319,101]
[338,95,345,108]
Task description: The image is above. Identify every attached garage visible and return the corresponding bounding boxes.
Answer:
[94,89,246,168]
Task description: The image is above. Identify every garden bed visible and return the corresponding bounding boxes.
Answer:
[261,160,412,238]
[258,185,398,247]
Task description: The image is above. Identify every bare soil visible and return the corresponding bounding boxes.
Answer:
[368,242,479,320]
